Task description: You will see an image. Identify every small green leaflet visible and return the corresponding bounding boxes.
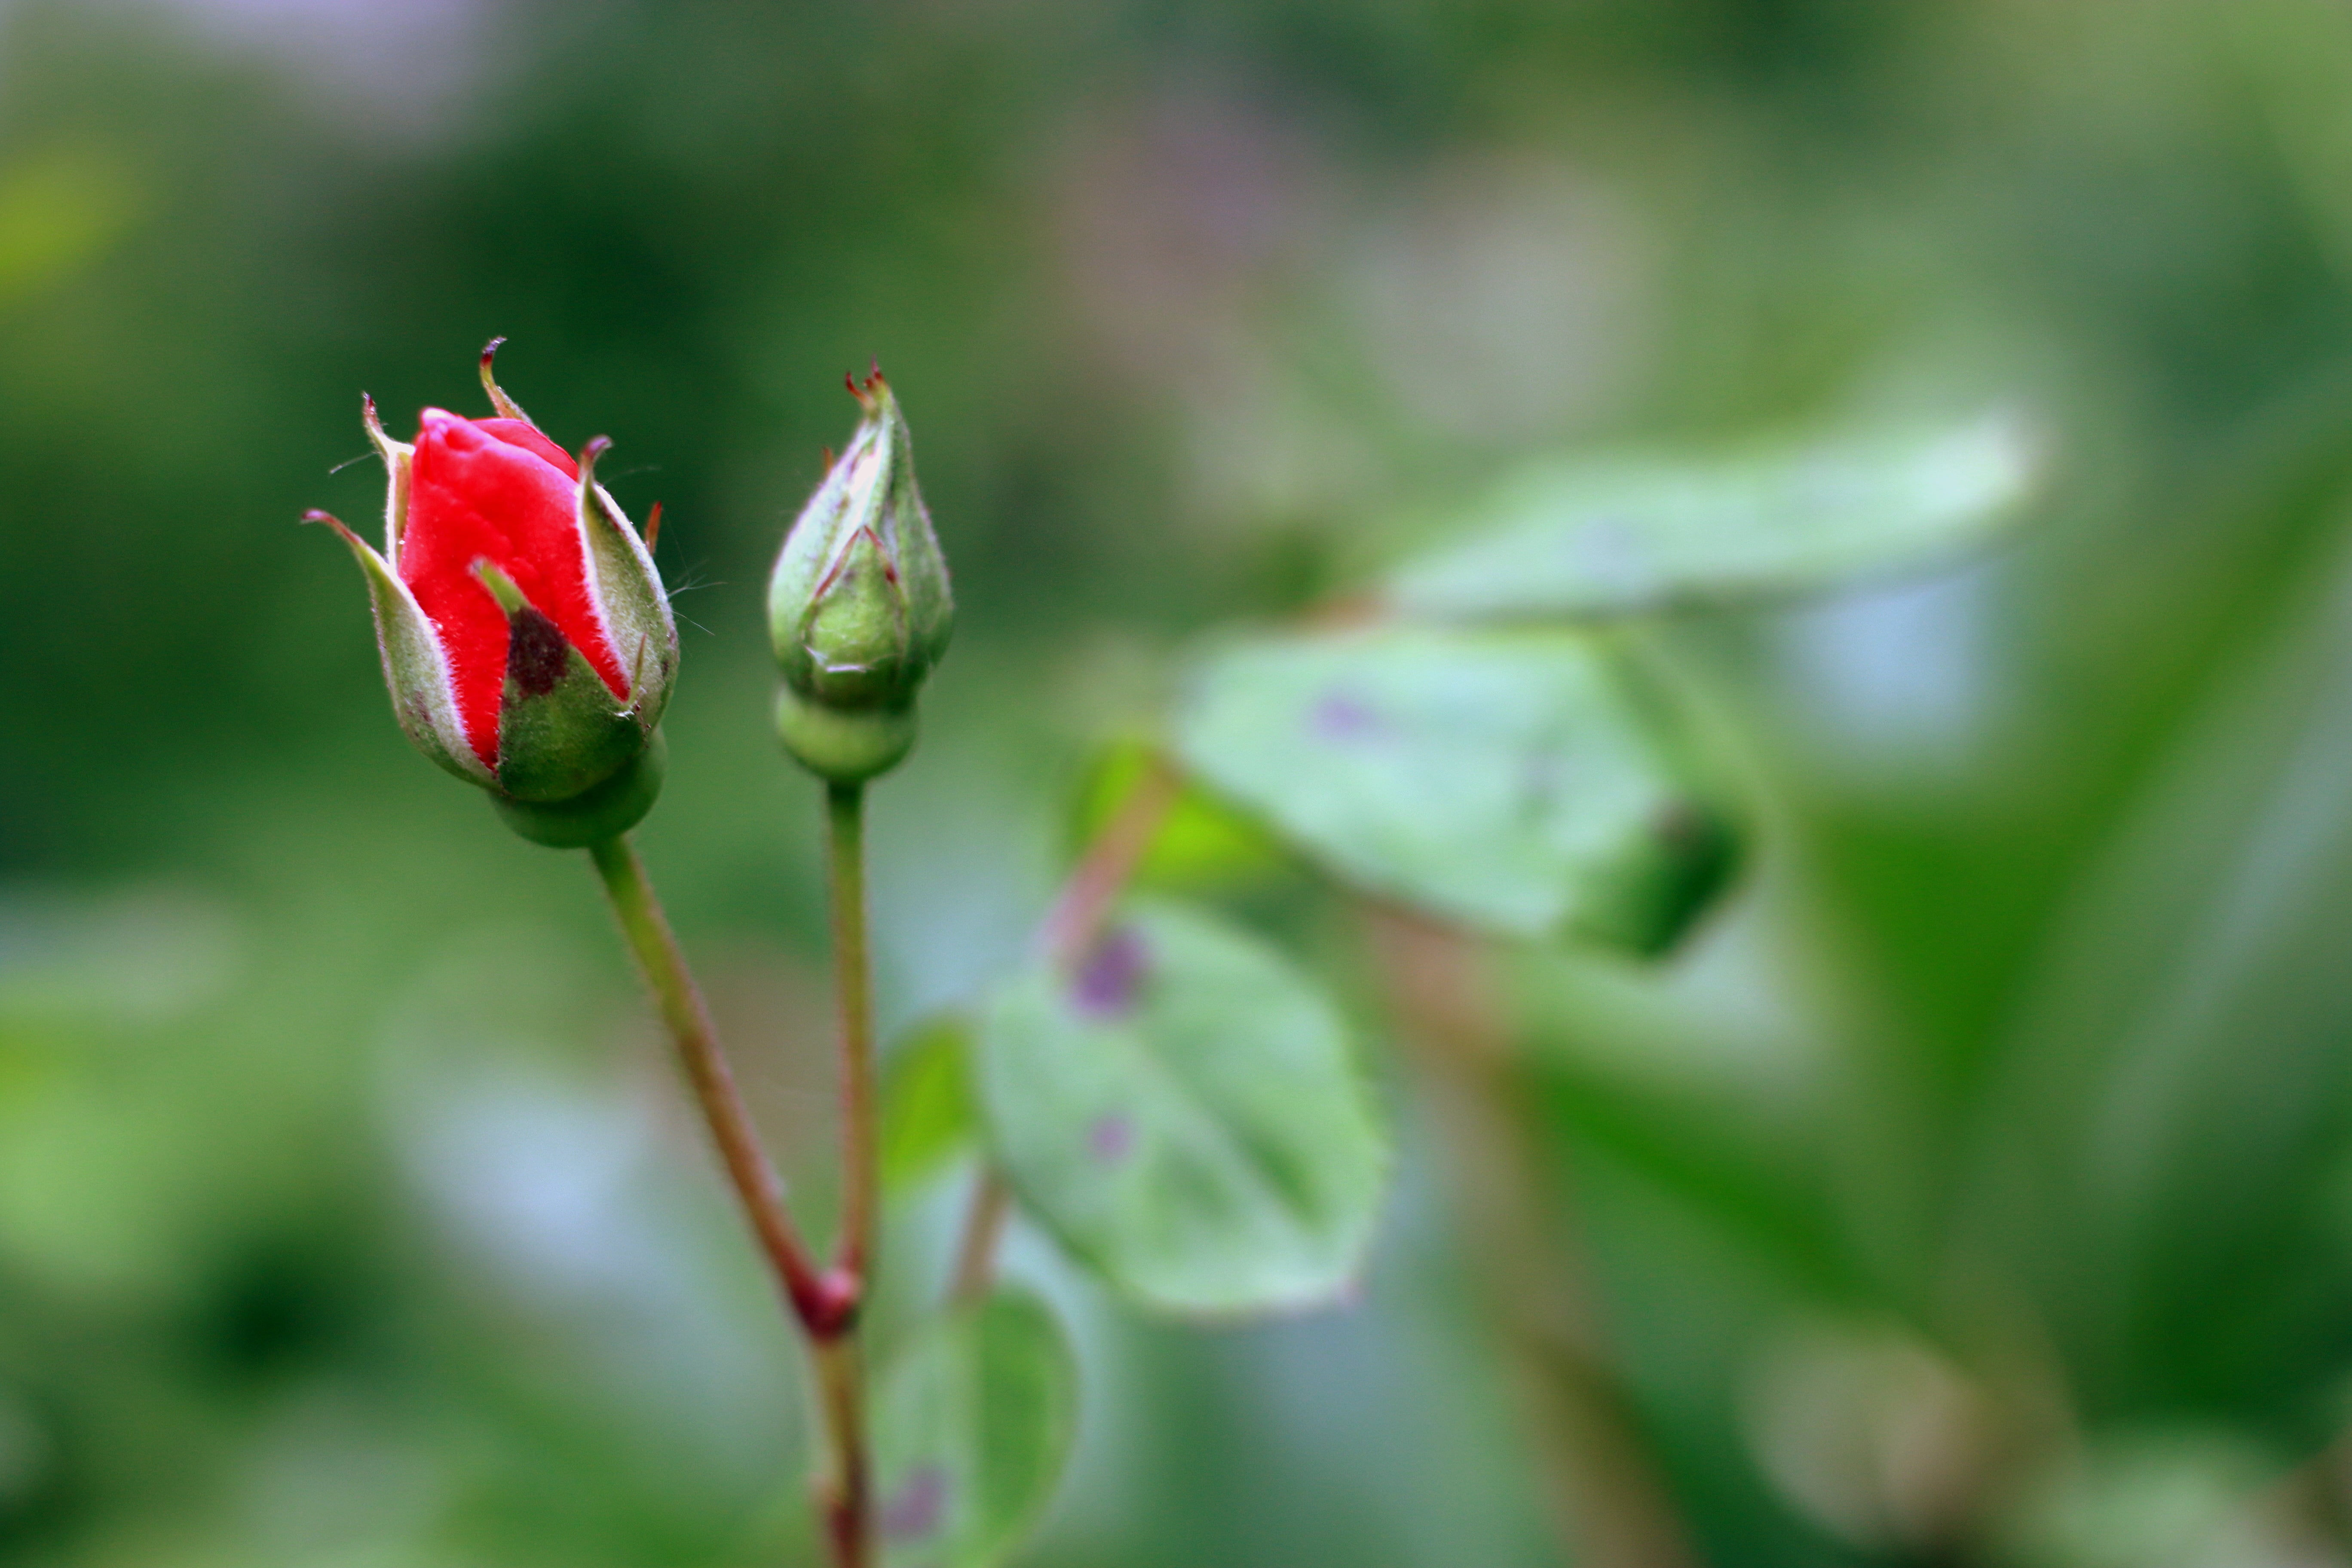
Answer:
[880,1014,978,1195]
[1173,626,1738,947]
[1070,738,1288,894]
[1385,413,2038,621]
[978,898,1387,1317]
[873,1292,1078,1568]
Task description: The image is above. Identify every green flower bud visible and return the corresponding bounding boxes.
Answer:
[769,368,952,783]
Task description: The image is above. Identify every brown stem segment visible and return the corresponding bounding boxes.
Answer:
[812,1336,871,1568]
[949,1167,1015,1305]
[1362,903,1701,1568]
[587,836,843,1335]
[1037,750,1185,970]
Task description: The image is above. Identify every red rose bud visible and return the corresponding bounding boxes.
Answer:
[768,367,953,783]
[309,342,678,845]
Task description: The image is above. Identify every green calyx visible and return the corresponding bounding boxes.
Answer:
[493,729,668,848]
[774,686,917,784]
[768,371,953,784]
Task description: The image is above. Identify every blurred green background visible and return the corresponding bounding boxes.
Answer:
[13,0,2352,1563]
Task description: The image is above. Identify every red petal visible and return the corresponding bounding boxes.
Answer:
[473,416,579,481]
[400,409,627,767]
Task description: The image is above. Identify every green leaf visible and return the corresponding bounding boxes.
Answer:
[1385,413,2038,622]
[1172,625,1739,947]
[977,898,1387,1316]
[872,1291,1078,1568]
[882,1014,977,1194]
[1070,738,1288,894]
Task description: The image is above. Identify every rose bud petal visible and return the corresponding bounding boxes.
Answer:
[768,367,953,783]
[311,343,679,839]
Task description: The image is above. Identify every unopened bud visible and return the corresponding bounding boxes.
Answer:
[310,343,678,845]
[768,368,952,783]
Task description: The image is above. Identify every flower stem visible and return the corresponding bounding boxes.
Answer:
[812,1335,870,1568]
[585,835,836,1332]
[822,782,878,1567]
[828,783,879,1285]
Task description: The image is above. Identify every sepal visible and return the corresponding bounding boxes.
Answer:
[774,686,917,784]
[477,336,533,423]
[799,526,907,705]
[574,435,678,734]
[493,729,667,847]
[306,509,491,787]
[360,394,415,565]
[474,562,654,803]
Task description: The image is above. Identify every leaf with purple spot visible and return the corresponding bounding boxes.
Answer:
[977,898,1387,1316]
[872,1291,1077,1568]
[1173,625,1739,951]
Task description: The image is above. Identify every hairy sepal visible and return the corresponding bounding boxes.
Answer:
[313,511,490,787]
[476,563,652,804]
[769,417,884,695]
[574,438,678,732]
[361,394,416,566]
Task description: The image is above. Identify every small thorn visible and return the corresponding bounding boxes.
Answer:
[845,369,864,402]
[868,354,881,384]
[644,500,663,553]
[820,445,834,477]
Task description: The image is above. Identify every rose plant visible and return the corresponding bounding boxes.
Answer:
[313,344,2035,1568]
